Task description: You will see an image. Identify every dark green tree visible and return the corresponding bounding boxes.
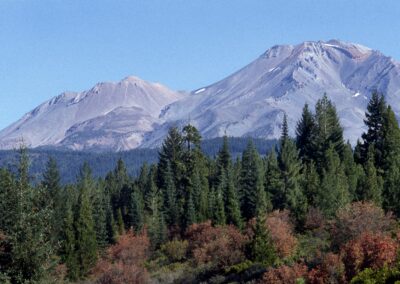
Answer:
[358,146,383,206]
[317,145,350,217]
[75,163,97,277]
[356,91,387,167]
[296,103,317,163]
[240,140,267,219]
[278,114,308,222]
[314,94,345,166]
[248,214,276,265]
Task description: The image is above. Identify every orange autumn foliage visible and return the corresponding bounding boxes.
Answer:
[261,263,307,284]
[266,210,298,258]
[93,229,150,284]
[341,232,398,280]
[332,202,395,249]
[185,221,247,269]
[306,253,345,284]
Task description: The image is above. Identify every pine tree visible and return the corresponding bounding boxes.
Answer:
[75,163,97,277]
[62,201,78,280]
[265,150,284,210]
[225,165,243,228]
[278,114,308,222]
[296,104,317,163]
[357,91,387,167]
[314,94,345,166]
[128,184,145,233]
[317,145,350,217]
[42,157,63,246]
[240,140,267,220]
[7,147,54,282]
[301,161,320,207]
[157,126,185,191]
[214,185,226,225]
[342,142,363,200]
[162,162,179,226]
[248,214,276,265]
[116,208,125,236]
[92,181,108,248]
[359,146,383,206]
[146,180,166,249]
[382,106,400,214]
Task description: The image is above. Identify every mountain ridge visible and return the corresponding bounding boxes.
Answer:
[1,39,400,151]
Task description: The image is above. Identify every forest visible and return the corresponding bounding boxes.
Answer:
[1,92,400,283]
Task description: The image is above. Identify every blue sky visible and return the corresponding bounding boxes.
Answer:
[1,0,400,129]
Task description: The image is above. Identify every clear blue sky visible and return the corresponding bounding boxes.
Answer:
[1,0,400,130]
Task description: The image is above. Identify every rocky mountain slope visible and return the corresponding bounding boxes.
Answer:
[1,40,400,151]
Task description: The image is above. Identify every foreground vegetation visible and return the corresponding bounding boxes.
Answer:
[2,92,400,283]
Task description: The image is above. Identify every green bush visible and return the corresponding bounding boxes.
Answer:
[161,239,189,262]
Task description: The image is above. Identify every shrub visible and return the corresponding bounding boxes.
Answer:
[160,239,188,262]
[261,263,308,284]
[266,210,298,258]
[306,253,345,284]
[341,232,398,280]
[186,221,248,269]
[332,202,395,249]
[93,229,150,284]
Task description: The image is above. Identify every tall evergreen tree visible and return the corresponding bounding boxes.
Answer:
[357,91,387,167]
[240,140,267,220]
[296,103,317,163]
[248,214,276,266]
[264,150,283,210]
[382,106,400,214]
[128,184,144,233]
[314,94,345,166]
[75,163,97,278]
[301,161,320,207]
[317,145,350,217]
[7,148,54,282]
[278,114,308,222]
[358,146,383,206]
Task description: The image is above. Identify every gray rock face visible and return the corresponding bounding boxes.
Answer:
[0,76,186,151]
[1,40,400,150]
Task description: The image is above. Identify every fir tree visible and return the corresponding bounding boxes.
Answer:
[317,145,350,217]
[296,103,317,163]
[240,140,267,219]
[62,201,78,280]
[265,150,284,210]
[248,214,276,266]
[357,91,387,167]
[359,146,383,206]
[278,114,308,222]
[214,185,226,225]
[75,163,97,277]
[314,94,345,166]
[301,161,320,207]
[128,184,145,233]
[382,106,400,214]
[225,165,243,228]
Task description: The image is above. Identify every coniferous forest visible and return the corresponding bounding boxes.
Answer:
[2,92,400,283]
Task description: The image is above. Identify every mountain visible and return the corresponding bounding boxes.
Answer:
[0,76,186,151]
[1,40,400,151]
[142,40,400,147]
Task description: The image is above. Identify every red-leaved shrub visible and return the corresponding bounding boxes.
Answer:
[341,232,398,280]
[332,202,395,249]
[93,229,150,284]
[261,263,307,284]
[306,253,345,284]
[266,210,298,258]
[185,221,247,269]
